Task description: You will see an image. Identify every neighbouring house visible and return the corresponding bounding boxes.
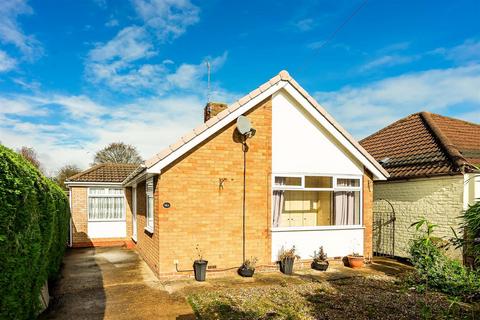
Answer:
[65,163,137,247]
[67,70,389,277]
[360,112,480,259]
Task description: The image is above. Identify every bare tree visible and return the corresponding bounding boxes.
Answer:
[17,146,42,171]
[54,164,82,190]
[93,142,143,165]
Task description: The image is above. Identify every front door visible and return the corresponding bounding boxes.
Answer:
[132,187,137,241]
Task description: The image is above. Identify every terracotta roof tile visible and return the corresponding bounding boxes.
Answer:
[67,163,138,183]
[360,112,480,179]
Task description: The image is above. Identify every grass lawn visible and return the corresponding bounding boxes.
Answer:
[184,261,479,320]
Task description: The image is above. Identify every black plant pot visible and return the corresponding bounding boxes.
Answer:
[238,265,255,277]
[193,260,208,281]
[311,260,329,271]
[280,257,295,275]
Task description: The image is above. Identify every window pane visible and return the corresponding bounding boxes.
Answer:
[333,191,360,225]
[274,176,302,187]
[276,190,333,227]
[305,176,332,188]
[88,196,125,220]
[337,178,360,187]
[147,196,154,228]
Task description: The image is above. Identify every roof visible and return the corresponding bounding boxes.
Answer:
[66,163,138,184]
[124,70,389,184]
[360,112,480,180]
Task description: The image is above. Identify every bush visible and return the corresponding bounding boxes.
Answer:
[409,219,480,302]
[0,144,70,319]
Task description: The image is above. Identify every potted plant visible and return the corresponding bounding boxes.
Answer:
[347,252,364,269]
[278,246,300,275]
[193,244,208,281]
[311,246,329,271]
[238,257,258,277]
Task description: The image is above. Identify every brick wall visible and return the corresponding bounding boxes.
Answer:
[363,170,374,259]
[373,175,464,259]
[70,186,133,248]
[71,187,89,244]
[152,97,272,276]
[133,180,161,276]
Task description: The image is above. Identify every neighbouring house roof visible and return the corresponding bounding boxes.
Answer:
[66,163,138,184]
[360,112,480,180]
[124,70,389,185]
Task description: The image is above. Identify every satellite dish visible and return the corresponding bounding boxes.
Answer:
[236,116,252,135]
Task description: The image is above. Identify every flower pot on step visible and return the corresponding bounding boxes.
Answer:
[347,255,364,268]
[280,257,295,275]
[193,260,208,281]
[311,260,329,271]
[238,265,255,277]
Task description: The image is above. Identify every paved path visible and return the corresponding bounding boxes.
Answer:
[40,247,194,320]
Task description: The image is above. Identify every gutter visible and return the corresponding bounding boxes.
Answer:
[122,164,147,186]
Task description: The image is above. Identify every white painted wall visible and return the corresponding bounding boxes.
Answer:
[271,227,364,261]
[88,221,127,238]
[272,90,363,175]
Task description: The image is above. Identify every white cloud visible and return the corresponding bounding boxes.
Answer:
[434,39,480,63]
[105,18,119,28]
[360,54,418,71]
[0,49,16,72]
[89,26,154,63]
[293,18,316,32]
[0,0,42,61]
[315,64,480,138]
[0,92,211,175]
[131,0,200,41]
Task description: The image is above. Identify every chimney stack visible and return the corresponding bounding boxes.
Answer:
[204,102,228,122]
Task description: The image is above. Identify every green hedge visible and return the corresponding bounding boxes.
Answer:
[0,144,70,319]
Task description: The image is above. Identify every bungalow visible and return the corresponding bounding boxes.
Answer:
[66,70,389,277]
[360,112,480,259]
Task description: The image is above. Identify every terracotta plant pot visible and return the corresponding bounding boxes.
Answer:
[280,257,295,275]
[347,255,364,268]
[238,265,255,277]
[193,260,208,281]
[311,260,329,271]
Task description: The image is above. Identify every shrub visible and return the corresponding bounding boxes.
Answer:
[409,219,480,302]
[0,144,70,319]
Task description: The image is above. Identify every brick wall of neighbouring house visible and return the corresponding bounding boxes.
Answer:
[363,170,374,259]
[133,180,161,276]
[153,97,272,276]
[71,186,89,245]
[70,186,133,247]
[373,175,464,259]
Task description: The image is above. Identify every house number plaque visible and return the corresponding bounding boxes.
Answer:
[163,202,171,209]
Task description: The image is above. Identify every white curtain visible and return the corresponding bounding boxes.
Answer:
[334,191,355,225]
[88,194,125,220]
[272,190,284,227]
[272,177,286,227]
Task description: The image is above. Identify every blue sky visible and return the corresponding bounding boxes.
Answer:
[1,0,479,174]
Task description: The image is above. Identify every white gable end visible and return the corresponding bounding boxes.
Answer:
[272,90,363,175]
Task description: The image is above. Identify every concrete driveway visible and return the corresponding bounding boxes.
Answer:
[40,247,194,320]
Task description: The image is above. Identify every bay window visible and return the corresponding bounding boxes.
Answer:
[272,174,362,228]
[88,187,125,221]
[145,178,154,232]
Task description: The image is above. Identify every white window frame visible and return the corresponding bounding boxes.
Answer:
[145,178,154,233]
[87,186,126,222]
[271,173,363,230]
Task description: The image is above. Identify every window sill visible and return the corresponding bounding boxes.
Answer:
[271,225,365,232]
[88,219,126,222]
[144,226,154,236]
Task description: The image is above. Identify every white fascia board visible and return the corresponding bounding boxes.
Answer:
[147,81,287,174]
[123,171,150,187]
[65,181,123,187]
[282,83,387,181]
